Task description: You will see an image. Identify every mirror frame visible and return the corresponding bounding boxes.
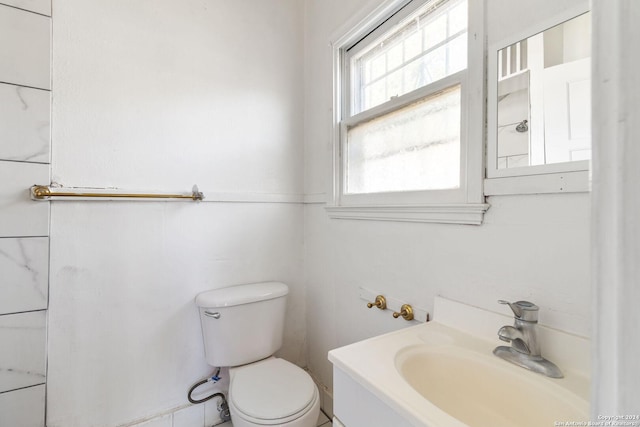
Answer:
[485,3,591,195]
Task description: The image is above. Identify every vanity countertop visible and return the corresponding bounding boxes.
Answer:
[329,297,590,427]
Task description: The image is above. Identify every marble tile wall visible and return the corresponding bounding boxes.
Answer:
[0,237,49,315]
[0,4,50,89]
[0,311,47,393]
[0,2,50,427]
[0,161,50,236]
[0,82,51,163]
[0,0,51,16]
[0,384,46,427]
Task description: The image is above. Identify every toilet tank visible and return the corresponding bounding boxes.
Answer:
[195,282,288,367]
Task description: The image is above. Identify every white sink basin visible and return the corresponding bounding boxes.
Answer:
[396,345,588,427]
[329,298,590,427]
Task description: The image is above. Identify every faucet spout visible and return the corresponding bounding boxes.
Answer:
[498,325,523,341]
[497,325,530,353]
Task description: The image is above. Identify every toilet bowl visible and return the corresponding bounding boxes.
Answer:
[228,358,320,427]
[196,282,320,427]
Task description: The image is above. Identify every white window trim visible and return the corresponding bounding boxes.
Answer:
[326,0,488,225]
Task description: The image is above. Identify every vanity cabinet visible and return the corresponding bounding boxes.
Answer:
[333,367,415,427]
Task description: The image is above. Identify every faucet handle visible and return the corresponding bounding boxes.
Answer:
[498,300,539,322]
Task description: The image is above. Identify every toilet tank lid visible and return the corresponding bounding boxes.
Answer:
[195,282,288,308]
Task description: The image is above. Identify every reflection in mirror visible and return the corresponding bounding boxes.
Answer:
[497,12,591,169]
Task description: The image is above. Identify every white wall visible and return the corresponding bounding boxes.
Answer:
[47,1,305,426]
[303,0,591,397]
[44,0,598,423]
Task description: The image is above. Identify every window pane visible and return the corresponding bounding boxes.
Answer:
[422,43,448,84]
[370,54,386,81]
[448,1,467,35]
[386,42,404,70]
[364,80,386,110]
[423,13,447,50]
[448,33,467,74]
[386,68,403,99]
[352,0,467,114]
[346,85,461,194]
[404,31,422,60]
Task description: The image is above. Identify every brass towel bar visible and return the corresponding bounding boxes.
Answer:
[30,185,204,201]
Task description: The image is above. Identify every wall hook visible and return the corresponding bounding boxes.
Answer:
[393,304,414,321]
[366,295,387,310]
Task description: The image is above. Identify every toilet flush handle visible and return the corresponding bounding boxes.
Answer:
[204,311,221,319]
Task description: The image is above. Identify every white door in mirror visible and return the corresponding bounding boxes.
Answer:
[543,58,591,164]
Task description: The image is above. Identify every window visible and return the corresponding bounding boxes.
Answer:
[350,0,467,116]
[327,0,488,224]
[346,85,462,194]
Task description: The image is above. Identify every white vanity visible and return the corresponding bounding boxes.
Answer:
[328,297,589,427]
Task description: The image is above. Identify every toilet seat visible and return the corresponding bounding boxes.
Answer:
[230,358,319,425]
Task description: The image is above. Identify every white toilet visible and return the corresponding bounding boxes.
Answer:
[196,282,320,427]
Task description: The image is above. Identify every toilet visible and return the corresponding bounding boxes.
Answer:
[196,282,320,427]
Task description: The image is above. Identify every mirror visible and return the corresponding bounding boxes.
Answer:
[495,12,591,170]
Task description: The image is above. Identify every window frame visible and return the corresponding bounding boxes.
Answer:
[326,0,488,224]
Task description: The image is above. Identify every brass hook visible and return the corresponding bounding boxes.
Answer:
[366,295,387,310]
[393,304,414,321]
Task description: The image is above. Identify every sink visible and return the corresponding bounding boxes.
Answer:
[396,345,588,427]
[329,297,590,427]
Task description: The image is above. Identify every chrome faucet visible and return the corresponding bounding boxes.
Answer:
[493,300,563,378]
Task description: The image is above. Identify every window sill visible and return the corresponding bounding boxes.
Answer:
[325,203,490,225]
[484,170,590,196]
